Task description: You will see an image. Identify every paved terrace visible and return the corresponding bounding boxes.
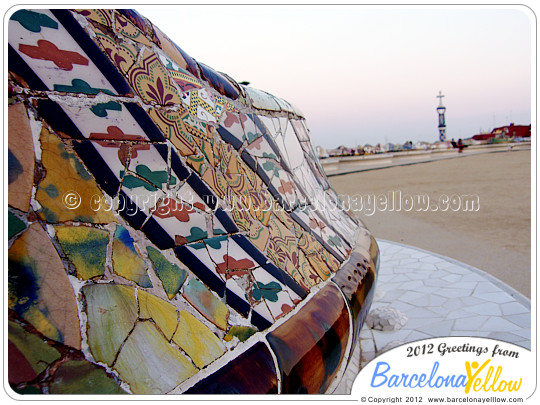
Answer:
[321,142,532,176]
[333,239,531,394]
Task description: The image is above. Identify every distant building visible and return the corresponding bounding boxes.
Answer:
[316,146,329,158]
[472,124,531,141]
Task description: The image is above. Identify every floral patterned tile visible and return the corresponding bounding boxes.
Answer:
[150,197,210,245]
[181,88,225,125]
[147,107,199,157]
[217,112,246,150]
[94,30,138,75]
[113,10,153,47]
[9,10,130,95]
[128,48,182,106]
[73,9,113,28]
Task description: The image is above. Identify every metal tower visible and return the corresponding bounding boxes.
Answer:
[436,91,446,141]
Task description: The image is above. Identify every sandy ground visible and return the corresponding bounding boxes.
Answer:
[329,149,532,298]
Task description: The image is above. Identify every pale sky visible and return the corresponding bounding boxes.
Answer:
[132,6,531,148]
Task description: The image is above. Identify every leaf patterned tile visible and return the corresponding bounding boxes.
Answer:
[10,10,130,95]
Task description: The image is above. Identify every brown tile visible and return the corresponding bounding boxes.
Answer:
[8,103,34,212]
[266,283,350,393]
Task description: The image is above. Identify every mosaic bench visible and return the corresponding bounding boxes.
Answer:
[7,8,379,395]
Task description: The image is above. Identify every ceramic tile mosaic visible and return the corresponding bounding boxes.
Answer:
[8,8,378,395]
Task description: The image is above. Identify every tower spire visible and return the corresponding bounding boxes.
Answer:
[436,91,447,141]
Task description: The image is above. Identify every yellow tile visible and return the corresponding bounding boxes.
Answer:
[137,290,178,340]
[172,311,226,369]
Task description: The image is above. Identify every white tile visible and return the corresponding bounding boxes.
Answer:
[463,302,502,317]
[449,331,491,337]
[442,274,464,283]
[406,307,441,319]
[446,309,478,320]
[501,302,530,316]
[478,317,522,332]
[396,290,426,302]
[505,313,531,329]
[473,282,505,294]
[487,332,529,345]
[433,288,469,299]
[474,291,516,304]
[445,281,479,291]
[453,315,489,330]
[458,296,486,306]
[417,320,455,337]
[423,278,451,287]
[410,294,448,308]
[404,330,433,343]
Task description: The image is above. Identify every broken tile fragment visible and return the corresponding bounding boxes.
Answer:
[55,225,108,280]
[137,289,178,340]
[146,246,187,299]
[223,326,257,342]
[8,102,34,212]
[8,320,61,385]
[172,310,226,369]
[112,225,152,287]
[183,279,229,330]
[8,223,81,349]
[35,127,116,224]
[48,359,127,394]
[82,284,138,365]
[114,320,197,394]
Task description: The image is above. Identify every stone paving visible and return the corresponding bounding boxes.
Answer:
[333,239,531,394]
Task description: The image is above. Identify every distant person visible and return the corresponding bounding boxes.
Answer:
[450,138,467,153]
[457,138,467,153]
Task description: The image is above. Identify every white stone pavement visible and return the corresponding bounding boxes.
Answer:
[332,239,531,394]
